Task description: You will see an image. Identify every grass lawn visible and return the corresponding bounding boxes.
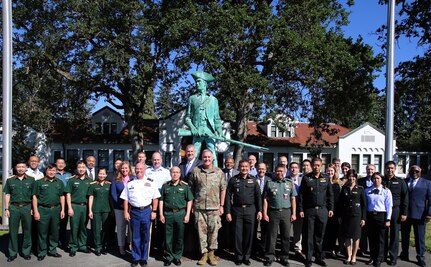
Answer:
[410,221,431,252]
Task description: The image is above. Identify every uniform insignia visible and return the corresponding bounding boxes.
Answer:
[147,178,154,182]
[352,191,358,194]
[105,181,111,184]
[129,185,135,190]
[90,181,97,184]
[247,179,253,183]
[180,181,188,185]
[392,181,399,184]
[144,182,151,187]
[179,188,184,191]
[319,178,326,182]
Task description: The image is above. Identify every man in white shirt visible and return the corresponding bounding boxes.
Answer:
[248,154,258,176]
[26,155,44,180]
[121,163,160,267]
[144,152,171,190]
[86,156,96,180]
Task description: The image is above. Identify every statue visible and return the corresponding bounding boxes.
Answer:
[180,71,268,167]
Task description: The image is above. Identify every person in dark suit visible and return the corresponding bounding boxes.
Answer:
[179,144,202,183]
[222,156,239,183]
[400,165,431,267]
[219,156,239,251]
[253,162,271,257]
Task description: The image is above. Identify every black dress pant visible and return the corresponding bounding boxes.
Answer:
[302,207,328,262]
[385,206,400,262]
[367,212,386,263]
[265,208,292,261]
[232,205,256,261]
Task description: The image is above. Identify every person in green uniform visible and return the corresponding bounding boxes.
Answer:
[88,167,112,256]
[4,160,35,262]
[66,160,92,257]
[159,166,194,266]
[32,163,65,261]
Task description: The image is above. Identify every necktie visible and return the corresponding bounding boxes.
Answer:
[186,161,192,175]
[259,178,265,193]
[89,169,94,179]
[227,171,231,181]
[409,180,415,192]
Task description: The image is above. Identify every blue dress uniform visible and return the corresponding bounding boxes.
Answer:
[365,186,392,267]
[383,176,408,264]
[298,172,334,266]
[263,177,297,265]
[120,177,161,264]
[225,174,262,264]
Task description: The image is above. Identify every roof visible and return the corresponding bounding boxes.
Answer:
[245,121,350,147]
[339,122,385,139]
[92,106,123,119]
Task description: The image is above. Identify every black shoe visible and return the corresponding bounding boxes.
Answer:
[37,255,45,261]
[328,251,337,259]
[48,252,62,258]
[164,260,172,266]
[23,255,31,260]
[263,260,273,266]
[131,262,139,267]
[366,259,375,265]
[357,250,364,257]
[305,261,313,267]
[418,260,426,267]
[101,249,108,255]
[139,260,147,266]
[69,251,76,257]
[173,259,181,266]
[243,259,251,266]
[398,253,409,261]
[315,259,327,267]
[373,262,381,267]
[7,255,17,262]
[279,259,290,267]
[387,260,397,266]
[234,259,242,265]
[95,251,101,256]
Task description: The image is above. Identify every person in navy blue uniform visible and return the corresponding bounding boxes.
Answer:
[121,163,160,267]
[298,157,334,267]
[400,165,431,267]
[365,172,392,267]
[383,161,408,266]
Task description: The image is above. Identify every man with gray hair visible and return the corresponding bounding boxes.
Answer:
[179,144,202,183]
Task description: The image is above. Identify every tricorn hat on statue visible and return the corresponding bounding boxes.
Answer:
[191,71,215,82]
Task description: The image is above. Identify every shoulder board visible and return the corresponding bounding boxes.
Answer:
[7,175,15,179]
[147,178,153,182]
[357,185,364,189]
[90,181,98,184]
[74,175,80,179]
[105,181,112,184]
[180,180,188,185]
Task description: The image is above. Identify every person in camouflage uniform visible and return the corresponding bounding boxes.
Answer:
[188,149,226,266]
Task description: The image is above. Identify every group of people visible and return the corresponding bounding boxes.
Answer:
[3,148,431,267]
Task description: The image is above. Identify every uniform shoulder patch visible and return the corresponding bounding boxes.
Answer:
[180,180,188,185]
[147,177,154,182]
[90,181,98,184]
[105,181,112,184]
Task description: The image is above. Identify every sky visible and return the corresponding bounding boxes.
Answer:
[93,0,426,114]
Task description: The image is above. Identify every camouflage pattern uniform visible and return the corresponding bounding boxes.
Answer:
[189,166,226,253]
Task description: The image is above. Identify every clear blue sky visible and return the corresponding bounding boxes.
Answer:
[93,1,425,113]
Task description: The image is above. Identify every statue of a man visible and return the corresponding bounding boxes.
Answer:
[185,71,224,167]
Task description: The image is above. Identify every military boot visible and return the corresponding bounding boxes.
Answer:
[208,250,217,266]
[198,252,208,265]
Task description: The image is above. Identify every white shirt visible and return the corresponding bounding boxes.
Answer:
[186,159,195,175]
[145,166,171,189]
[87,168,96,180]
[25,168,44,180]
[120,177,161,208]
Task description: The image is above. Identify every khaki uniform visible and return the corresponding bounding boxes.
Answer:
[189,166,226,253]
[4,175,35,257]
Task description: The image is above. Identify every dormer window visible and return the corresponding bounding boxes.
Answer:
[271,126,276,137]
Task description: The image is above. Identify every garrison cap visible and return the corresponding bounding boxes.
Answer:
[191,71,215,83]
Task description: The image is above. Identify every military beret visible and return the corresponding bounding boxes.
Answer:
[191,71,215,82]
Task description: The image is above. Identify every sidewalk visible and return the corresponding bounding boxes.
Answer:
[0,233,428,267]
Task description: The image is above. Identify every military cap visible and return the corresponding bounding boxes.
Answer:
[191,71,215,82]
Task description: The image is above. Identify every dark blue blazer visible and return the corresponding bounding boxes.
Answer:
[179,159,202,182]
[110,175,136,210]
[405,177,431,220]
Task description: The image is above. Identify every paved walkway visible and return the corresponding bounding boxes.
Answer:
[0,233,428,267]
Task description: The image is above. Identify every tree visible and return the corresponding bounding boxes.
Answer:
[13,0,200,161]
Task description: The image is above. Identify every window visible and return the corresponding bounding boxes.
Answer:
[271,126,276,137]
[397,155,406,174]
[419,155,428,174]
[67,149,80,166]
[217,153,224,169]
[98,150,109,169]
[53,151,62,161]
[321,154,331,172]
[374,155,382,173]
[113,150,124,161]
[361,135,375,142]
[83,150,94,160]
[363,154,371,165]
[145,151,155,166]
[278,131,285,137]
[103,123,110,134]
[263,153,274,173]
[95,122,102,134]
[292,153,303,164]
[351,154,360,172]
[111,123,117,134]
